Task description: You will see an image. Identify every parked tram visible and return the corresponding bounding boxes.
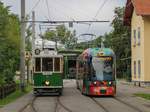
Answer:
[33,49,63,95]
[76,48,116,96]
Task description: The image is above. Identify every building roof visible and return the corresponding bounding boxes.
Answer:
[124,0,150,26]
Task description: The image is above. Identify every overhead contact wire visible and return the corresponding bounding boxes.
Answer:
[86,0,109,33]
[45,0,52,21]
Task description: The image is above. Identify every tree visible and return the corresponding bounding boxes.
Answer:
[0,2,20,85]
[104,7,131,79]
[44,29,58,50]
[44,25,77,50]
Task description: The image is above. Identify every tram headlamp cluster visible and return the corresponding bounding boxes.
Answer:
[45,81,50,86]
[108,81,112,85]
[93,81,97,85]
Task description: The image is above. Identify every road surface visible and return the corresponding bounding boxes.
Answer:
[1,80,150,112]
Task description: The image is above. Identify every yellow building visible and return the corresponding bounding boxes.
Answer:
[124,0,150,84]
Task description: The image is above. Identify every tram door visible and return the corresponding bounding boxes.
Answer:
[64,56,77,79]
[68,60,76,79]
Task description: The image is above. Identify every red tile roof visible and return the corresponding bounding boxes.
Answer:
[133,0,150,16]
[124,0,150,26]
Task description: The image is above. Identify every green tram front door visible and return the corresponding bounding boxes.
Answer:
[63,56,77,79]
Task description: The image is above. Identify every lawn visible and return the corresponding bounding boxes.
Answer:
[0,85,32,108]
[134,93,150,100]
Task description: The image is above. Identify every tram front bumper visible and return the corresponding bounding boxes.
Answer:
[33,86,63,89]
[33,86,63,94]
[89,86,115,96]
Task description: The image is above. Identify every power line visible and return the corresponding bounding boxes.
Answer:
[28,0,41,15]
[86,0,109,33]
[48,4,74,21]
[45,0,52,21]
[53,0,98,21]
[24,20,109,23]
[94,0,109,19]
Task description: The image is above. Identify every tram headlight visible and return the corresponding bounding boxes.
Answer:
[108,81,112,85]
[45,81,50,86]
[93,81,97,85]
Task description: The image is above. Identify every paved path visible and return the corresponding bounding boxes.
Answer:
[0,92,34,112]
[0,80,150,112]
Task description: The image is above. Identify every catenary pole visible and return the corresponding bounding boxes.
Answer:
[31,11,35,84]
[20,0,26,92]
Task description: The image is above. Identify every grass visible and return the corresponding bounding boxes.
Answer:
[0,85,32,108]
[134,93,150,100]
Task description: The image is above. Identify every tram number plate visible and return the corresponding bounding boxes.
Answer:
[100,89,106,94]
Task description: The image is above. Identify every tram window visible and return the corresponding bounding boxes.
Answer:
[42,58,53,71]
[54,58,60,71]
[35,58,41,72]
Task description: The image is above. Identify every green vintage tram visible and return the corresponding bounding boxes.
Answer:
[76,48,116,96]
[33,49,63,95]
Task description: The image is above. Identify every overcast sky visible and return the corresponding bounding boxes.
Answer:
[1,0,126,41]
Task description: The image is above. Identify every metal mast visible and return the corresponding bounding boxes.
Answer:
[32,11,35,58]
[31,11,35,84]
[20,0,26,91]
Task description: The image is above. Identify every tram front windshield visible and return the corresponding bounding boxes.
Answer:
[91,57,114,81]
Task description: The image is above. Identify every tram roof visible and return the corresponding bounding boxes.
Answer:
[33,52,63,58]
[82,48,115,57]
[34,54,63,58]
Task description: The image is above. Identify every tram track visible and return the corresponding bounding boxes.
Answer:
[30,96,38,112]
[55,96,73,112]
[19,95,73,112]
[113,97,143,112]
[91,96,143,112]
[91,97,109,112]
[19,96,37,112]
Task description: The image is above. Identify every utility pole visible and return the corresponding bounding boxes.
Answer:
[32,11,35,84]
[32,11,35,57]
[20,0,26,92]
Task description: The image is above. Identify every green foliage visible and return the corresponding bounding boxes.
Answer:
[0,2,20,85]
[134,93,150,100]
[44,30,56,41]
[104,7,131,79]
[44,25,77,50]
[76,36,102,50]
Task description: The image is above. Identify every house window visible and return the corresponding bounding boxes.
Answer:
[134,61,136,78]
[138,60,141,78]
[133,30,136,46]
[138,27,141,45]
